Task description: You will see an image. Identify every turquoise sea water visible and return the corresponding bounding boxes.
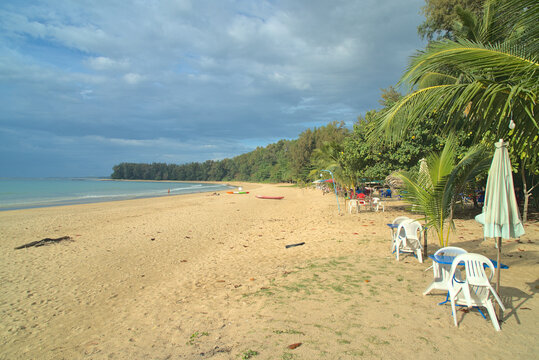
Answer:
[0,178,232,211]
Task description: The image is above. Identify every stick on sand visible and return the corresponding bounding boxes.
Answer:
[15,236,73,250]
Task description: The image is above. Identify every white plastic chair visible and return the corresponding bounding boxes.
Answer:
[348,199,359,214]
[447,253,506,331]
[372,197,384,212]
[423,247,468,296]
[390,216,410,253]
[395,219,423,263]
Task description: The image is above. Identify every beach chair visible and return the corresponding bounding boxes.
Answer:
[447,253,506,331]
[348,199,359,214]
[395,219,423,263]
[390,216,410,253]
[372,197,384,212]
[423,247,468,296]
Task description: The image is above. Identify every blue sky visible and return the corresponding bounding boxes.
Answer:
[0,0,426,177]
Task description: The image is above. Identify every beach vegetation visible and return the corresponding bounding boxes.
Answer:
[241,349,259,359]
[417,0,486,41]
[396,136,491,246]
[273,329,305,335]
[367,335,390,345]
[344,349,365,356]
[111,121,348,184]
[340,109,446,185]
[281,353,297,360]
[110,2,537,220]
[186,331,209,345]
[375,0,538,219]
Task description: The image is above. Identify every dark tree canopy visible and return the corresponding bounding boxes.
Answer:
[111,121,349,183]
[418,0,485,40]
[378,86,403,108]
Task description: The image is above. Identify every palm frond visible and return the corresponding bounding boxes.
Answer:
[417,71,457,89]
[395,137,494,246]
[374,79,538,155]
[403,40,538,88]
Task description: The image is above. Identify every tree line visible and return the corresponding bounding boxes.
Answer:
[111,122,349,183]
[112,0,538,235]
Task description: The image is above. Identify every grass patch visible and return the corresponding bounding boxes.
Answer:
[186,331,209,345]
[244,287,275,298]
[367,335,389,345]
[273,329,305,335]
[368,287,379,296]
[330,284,346,293]
[241,349,259,359]
[281,353,297,360]
[283,282,312,295]
[344,349,365,356]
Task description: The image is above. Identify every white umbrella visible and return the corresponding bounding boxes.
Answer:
[479,139,525,318]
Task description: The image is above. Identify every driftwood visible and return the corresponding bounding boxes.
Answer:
[285,242,305,249]
[14,236,73,250]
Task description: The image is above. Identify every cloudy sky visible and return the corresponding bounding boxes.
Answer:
[1,0,426,177]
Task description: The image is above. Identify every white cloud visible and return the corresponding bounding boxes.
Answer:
[0,0,427,177]
[123,72,143,84]
[86,56,129,71]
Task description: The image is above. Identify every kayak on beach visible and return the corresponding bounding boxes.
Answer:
[226,191,250,194]
[255,195,284,200]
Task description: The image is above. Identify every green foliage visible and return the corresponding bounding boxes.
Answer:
[290,121,349,182]
[378,86,403,107]
[418,0,486,41]
[376,0,538,206]
[397,136,491,246]
[341,109,445,182]
[414,0,539,222]
[241,349,259,359]
[111,122,348,183]
[309,140,349,185]
[186,331,209,345]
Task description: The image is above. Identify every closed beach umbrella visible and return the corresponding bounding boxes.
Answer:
[482,139,525,314]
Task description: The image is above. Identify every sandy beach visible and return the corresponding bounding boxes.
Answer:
[1,183,538,359]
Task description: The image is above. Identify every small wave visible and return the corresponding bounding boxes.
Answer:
[0,180,232,211]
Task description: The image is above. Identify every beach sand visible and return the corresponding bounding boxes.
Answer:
[1,183,538,359]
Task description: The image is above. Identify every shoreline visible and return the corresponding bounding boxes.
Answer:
[1,183,537,359]
[0,179,237,212]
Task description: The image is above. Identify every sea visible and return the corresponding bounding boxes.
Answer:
[0,178,233,211]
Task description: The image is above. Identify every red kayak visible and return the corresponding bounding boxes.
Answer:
[255,195,284,200]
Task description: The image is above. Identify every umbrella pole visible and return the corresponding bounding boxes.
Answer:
[495,237,503,321]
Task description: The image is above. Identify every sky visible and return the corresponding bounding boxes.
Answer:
[0,0,426,177]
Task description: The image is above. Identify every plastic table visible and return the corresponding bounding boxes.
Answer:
[428,254,508,269]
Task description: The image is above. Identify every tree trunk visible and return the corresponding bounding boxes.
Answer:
[445,200,455,248]
[521,165,529,223]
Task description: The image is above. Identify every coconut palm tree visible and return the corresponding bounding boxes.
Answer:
[309,141,350,185]
[375,0,538,219]
[376,0,537,152]
[397,136,491,247]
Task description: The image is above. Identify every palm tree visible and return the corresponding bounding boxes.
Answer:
[397,136,491,247]
[309,141,349,185]
[374,0,538,219]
